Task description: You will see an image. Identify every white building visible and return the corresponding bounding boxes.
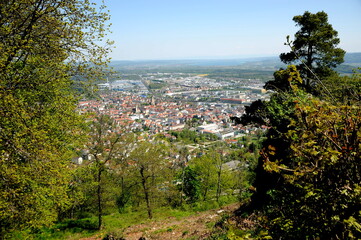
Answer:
[216,130,235,140]
[197,123,219,133]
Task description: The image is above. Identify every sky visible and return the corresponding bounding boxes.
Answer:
[98,0,361,60]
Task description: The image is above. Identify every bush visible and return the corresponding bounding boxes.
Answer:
[55,218,98,231]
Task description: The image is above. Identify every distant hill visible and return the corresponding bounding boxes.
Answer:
[344,52,361,64]
[335,52,361,74]
[110,52,361,74]
[109,57,279,68]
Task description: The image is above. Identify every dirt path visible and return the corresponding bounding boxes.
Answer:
[79,203,239,240]
[121,203,239,240]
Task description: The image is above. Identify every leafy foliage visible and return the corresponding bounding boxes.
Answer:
[264,65,303,92]
[263,93,361,239]
[0,0,111,237]
[170,129,208,144]
[241,65,360,238]
[179,166,201,203]
[125,140,172,219]
[240,71,361,238]
[240,13,360,235]
[85,115,125,229]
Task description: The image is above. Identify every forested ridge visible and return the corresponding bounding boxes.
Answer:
[0,1,360,240]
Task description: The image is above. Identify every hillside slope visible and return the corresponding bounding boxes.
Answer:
[80,203,240,240]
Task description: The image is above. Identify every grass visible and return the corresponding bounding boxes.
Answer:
[30,196,239,240]
[31,207,194,240]
[152,225,178,235]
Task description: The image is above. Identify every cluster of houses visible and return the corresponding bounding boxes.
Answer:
[78,92,268,141]
[73,89,270,166]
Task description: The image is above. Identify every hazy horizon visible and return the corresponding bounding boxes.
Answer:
[109,54,279,62]
[108,52,361,63]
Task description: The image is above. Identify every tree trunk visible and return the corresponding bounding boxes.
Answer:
[306,42,313,88]
[216,165,222,203]
[202,173,210,201]
[203,185,208,201]
[97,167,103,230]
[180,166,185,205]
[140,167,152,219]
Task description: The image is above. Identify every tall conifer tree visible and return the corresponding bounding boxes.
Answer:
[280,11,345,90]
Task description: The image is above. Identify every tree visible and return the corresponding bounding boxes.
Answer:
[86,115,123,229]
[214,150,225,203]
[192,154,217,201]
[191,149,238,203]
[262,92,361,239]
[241,12,346,211]
[241,67,361,238]
[179,166,201,203]
[0,0,111,237]
[236,10,360,239]
[321,68,361,103]
[280,11,345,90]
[127,140,171,219]
[264,65,303,92]
[176,147,191,205]
[239,65,311,210]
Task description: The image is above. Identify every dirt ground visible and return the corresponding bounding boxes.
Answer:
[122,203,239,240]
[80,203,240,240]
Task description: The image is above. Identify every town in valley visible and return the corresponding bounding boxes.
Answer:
[79,70,271,145]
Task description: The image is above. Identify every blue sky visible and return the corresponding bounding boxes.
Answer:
[99,0,361,60]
